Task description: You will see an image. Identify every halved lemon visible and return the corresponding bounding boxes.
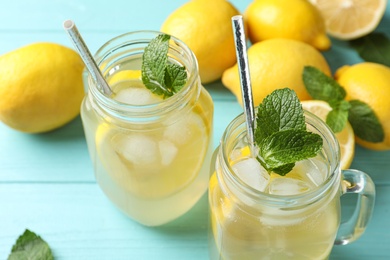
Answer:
[302,100,355,169]
[309,0,387,40]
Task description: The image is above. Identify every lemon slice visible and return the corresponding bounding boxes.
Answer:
[301,100,355,169]
[108,70,142,85]
[209,172,234,248]
[309,0,387,40]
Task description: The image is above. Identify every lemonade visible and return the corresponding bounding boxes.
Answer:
[81,31,214,226]
[208,107,375,259]
[209,155,340,259]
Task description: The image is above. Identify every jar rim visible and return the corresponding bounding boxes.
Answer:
[219,109,341,206]
[86,30,200,122]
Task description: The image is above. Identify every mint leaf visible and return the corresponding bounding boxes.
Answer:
[165,63,187,94]
[142,34,170,96]
[326,100,351,133]
[302,66,385,139]
[303,66,346,107]
[255,88,305,142]
[8,229,54,260]
[255,88,323,176]
[349,33,390,67]
[348,100,384,142]
[141,34,187,98]
[258,130,323,175]
[272,163,295,176]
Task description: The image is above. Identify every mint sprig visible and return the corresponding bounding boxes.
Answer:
[302,66,384,143]
[255,88,323,176]
[349,33,390,67]
[8,229,54,260]
[348,100,385,142]
[141,34,187,98]
[302,66,346,107]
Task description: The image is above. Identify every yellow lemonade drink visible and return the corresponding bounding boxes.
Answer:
[209,100,343,259]
[81,31,213,226]
[209,152,340,260]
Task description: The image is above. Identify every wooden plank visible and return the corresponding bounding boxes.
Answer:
[0,0,250,32]
[0,116,94,182]
[0,183,388,259]
[0,183,209,259]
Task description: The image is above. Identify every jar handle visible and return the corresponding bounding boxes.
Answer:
[335,169,376,245]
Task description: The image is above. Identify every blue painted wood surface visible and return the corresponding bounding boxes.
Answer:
[0,1,389,259]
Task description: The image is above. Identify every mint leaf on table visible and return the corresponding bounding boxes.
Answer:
[141,34,187,98]
[302,66,385,142]
[302,66,346,107]
[303,66,350,133]
[8,229,54,260]
[349,33,390,67]
[326,100,351,133]
[348,100,384,142]
[255,88,323,176]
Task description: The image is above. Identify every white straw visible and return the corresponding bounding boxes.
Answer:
[232,15,256,156]
[63,20,112,96]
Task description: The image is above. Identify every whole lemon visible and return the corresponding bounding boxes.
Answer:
[222,38,331,106]
[245,0,331,51]
[161,0,240,84]
[335,62,390,150]
[0,43,85,133]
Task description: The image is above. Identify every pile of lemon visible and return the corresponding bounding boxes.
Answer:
[161,0,390,165]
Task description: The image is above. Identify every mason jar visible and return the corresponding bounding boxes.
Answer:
[209,110,375,259]
[81,31,214,226]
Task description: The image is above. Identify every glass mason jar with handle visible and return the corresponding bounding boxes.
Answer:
[209,110,375,259]
[81,31,214,226]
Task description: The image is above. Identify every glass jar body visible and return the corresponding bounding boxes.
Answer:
[81,31,214,226]
[209,111,343,259]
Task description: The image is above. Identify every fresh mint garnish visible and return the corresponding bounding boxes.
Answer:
[141,34,187,98]
[255,88,323,176]
[8,229,54,260]
[349,33,390,67]
[302,66,384,142]
[164,63,187,93]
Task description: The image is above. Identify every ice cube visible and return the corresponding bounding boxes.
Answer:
[232,158,270,192]
[116,134,158,165]
[114,87,161,105]
[163,112,204,145]
[159,140,178,166]
[268,177,311,195]
[305,159,328,187]
[230,146,259,162]
[230,148,243,162]
[295,158,327,187]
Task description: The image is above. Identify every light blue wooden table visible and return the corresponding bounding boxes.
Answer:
[1,1,389,259]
